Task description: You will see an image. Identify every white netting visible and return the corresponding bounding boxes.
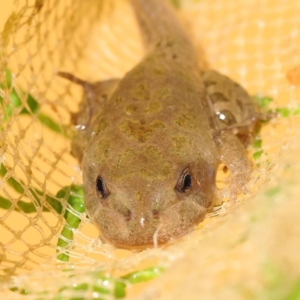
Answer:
[0,0,300,299]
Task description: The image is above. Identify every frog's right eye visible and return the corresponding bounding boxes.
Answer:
[96,176,109,198]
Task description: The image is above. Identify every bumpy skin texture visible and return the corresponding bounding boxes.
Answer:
[59,0,258,248]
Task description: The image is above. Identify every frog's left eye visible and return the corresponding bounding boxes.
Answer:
[96,176,109,199]
[176,168,192,193]
[217,110,237,126]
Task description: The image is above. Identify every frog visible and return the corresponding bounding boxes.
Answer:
[58,0,259,249]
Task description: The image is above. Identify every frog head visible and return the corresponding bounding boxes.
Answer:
[82,129,217,249]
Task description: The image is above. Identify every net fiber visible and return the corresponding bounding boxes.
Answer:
[0,0,300,299]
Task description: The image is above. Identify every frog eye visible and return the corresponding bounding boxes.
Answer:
[96,176,109,198]
[176,169,192,193]
[217,110,237,126]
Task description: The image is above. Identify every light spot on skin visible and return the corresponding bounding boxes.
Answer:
[119,119,166,142]
[75,124,86,131]
[140,217,145,227]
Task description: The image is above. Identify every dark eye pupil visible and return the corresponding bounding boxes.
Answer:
[176,170,192,193]
[96,176,108,198]
[183,174,192,189]
[97,177,104,193]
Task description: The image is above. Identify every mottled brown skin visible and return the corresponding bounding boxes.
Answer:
[59,0,258,248]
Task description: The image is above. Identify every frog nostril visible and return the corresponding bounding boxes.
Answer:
[152,210,160,219]
[124,210,132,222]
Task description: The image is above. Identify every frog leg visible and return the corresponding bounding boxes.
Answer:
[219,118,260,146]
[58,71,120,162]
[58,71,120,125]
[214,129,252,200]
[219,110,277,146]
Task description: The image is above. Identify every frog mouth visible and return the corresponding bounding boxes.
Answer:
[100,222,198,251]
[93,201,207,249]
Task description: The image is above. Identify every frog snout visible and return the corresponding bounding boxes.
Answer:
[94,198,207,248]
[111,190,166,225]
[121,208,160,223]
